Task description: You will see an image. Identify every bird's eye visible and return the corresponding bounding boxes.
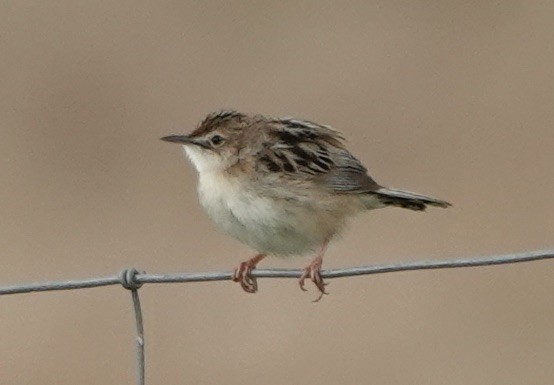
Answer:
[210,135,224,146]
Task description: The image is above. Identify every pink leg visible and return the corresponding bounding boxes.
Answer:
[299,239,330,301]
[232,254,266,294]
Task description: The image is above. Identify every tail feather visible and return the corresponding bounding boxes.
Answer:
[373,187,451,211]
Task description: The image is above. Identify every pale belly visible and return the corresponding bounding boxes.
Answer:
[196,172,359,256]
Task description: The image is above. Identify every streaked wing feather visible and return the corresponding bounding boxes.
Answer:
[255,118,379,194]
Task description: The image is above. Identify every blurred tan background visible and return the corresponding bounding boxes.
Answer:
[1,1,553,384]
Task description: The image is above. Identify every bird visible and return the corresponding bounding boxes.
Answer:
[161,110,450,300]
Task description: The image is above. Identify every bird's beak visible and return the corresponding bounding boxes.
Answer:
[160,135,194,144]
[160,135,209,148]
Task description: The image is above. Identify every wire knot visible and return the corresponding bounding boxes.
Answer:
[119,268,144,290]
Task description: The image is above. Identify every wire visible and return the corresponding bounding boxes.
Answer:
[0,248,552,385]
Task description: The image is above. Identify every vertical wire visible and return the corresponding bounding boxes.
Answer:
[130,289,145,385]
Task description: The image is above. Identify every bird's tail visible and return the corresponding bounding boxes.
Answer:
[372,187,451,211]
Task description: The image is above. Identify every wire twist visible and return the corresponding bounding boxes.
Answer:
[119,268,144,290]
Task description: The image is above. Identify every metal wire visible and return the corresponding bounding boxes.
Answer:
[0,249,553,385]
[130,289,145,385]
[119,269,145,385]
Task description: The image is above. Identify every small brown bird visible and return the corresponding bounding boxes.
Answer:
[162,111,450,300]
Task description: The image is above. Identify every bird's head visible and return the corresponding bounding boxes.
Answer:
[161,110,250,173]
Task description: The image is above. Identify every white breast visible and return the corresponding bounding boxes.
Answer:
[196,170,343,256]
[183,144,355,256]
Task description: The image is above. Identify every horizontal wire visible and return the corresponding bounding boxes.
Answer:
[1,249,553,296]
[1,249,552,385]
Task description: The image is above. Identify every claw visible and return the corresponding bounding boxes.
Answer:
[232,254,265,294]
[233,261,257,293]
[298,256,329,302]
[299,262,328,301]
[299,241,330,302]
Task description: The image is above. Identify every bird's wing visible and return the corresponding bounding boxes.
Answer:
[254,118,380,194]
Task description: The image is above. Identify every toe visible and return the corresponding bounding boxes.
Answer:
[298,270,310,291]
[309,267,328,298]
[240,278,256,293]
[238,266,257,293]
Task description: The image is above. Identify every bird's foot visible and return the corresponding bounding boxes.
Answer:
[299,255,328,302]
[232,254,265,293]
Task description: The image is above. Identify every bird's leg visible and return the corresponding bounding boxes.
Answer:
[299,239,330,301]
[232,253,266,293]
